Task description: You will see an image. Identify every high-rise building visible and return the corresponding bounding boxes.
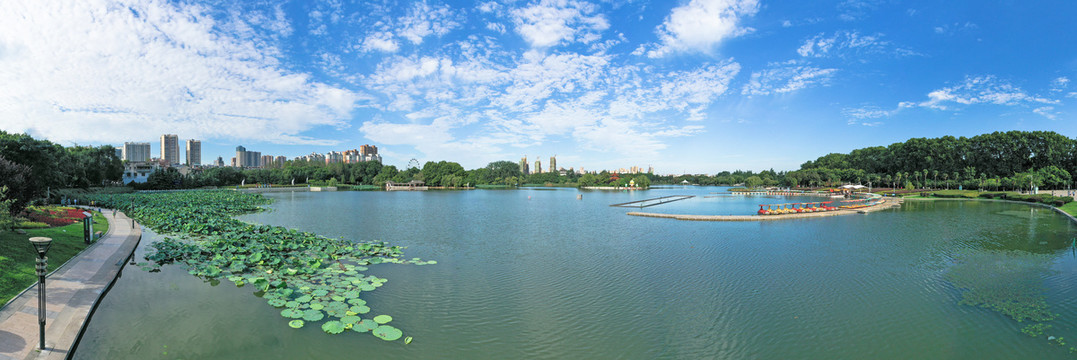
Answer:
[360,144,377,156]
[160,134,179,165]
[326,151,343,164]
[247,151,261,168]
[235,146,260,167]
[261,155,275,168]
[235,146,247,167]
[123,142,151,162]
[550,156,556,173]
[520,156,529,175]
[114,147,122,159]
[215,156,224,167]
[534,160,542,174]
[275,156,286,167]
[343,149,360,163]
[185,139,201,166]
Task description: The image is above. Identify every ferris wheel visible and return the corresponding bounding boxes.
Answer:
[407,158,420,170]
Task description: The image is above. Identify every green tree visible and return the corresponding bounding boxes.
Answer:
[745,176,763,189]
[0,186,15,231]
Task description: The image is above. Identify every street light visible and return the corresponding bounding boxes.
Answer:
[29,237,52,351]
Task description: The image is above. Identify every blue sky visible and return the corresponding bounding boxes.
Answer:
[1,0,1074,173]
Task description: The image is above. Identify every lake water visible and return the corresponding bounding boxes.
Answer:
[75,187,1077,359]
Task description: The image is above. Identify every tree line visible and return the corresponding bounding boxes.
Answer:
[3,130,1076,216]
[788,131,1076,190]
[0,130,123,213]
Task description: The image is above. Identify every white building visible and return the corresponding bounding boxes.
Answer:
[123,142,151,162]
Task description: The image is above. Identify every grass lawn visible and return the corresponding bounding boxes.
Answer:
[1059,202,1077,217]
[0,210,110,305]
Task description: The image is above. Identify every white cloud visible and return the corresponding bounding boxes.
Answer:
[837,0,880,21]
[797,31,915,59]
[1051,77,1070,92]
[361,41,741,163]
[510,0,609,48]
[361,32,400,53]
[918,75,1057,110]
[742,61,837,95]
[486,22,507,34]
[841,104,913,126]
[0,0,361,145]
[399,2,460,45]
[843,106,892,119]
[1033,106,1058,120]
[353,2,460,53]
[932,22,978,35]
[639,0,759,58]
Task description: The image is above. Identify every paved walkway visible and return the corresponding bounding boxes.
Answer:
[0,209,141,360]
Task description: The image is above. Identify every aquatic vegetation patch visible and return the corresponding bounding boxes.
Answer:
[944,249,1075,351]
[81,190,433,342]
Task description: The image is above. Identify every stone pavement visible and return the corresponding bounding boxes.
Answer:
[0,209,142,360]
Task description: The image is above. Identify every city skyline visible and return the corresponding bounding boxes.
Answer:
[1,1,1074,173]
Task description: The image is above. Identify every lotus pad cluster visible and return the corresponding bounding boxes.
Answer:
[82,190,435,342]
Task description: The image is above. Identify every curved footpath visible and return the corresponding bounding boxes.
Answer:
[627,197,902,221]
[0,208,141,360]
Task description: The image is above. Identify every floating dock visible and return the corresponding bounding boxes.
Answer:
[610,195,695,208]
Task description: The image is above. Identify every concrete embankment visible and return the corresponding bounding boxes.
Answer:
[627,198,902,221]
[238,187,311,193]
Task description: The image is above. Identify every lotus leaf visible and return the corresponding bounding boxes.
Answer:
[83,191,437,338]
[353,319,378,333]
[322,321,346,334]
[373,325,402,341]
[281,308,304,319]
[340,315,361,325]
[404,336,413,344]
[303,309,325,322]
[288,320,304,329]
[373,315,393,324]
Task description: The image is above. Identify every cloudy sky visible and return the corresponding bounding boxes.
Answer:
[2,0,1075,173]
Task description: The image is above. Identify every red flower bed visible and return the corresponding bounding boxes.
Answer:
[21,207,90,227]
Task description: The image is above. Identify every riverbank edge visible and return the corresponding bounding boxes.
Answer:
[626,197,900,221]
[902,197,1077,224]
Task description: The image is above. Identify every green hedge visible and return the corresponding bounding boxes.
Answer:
[927,190,1073,207]
[1003,193,1074,207]
[929,190,980,198]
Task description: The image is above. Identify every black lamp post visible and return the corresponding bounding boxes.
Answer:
[29,237,52,351]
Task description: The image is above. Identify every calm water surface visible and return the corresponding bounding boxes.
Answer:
[75,187,1077,359]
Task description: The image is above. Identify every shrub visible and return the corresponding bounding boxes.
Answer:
[15,221,49,229]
